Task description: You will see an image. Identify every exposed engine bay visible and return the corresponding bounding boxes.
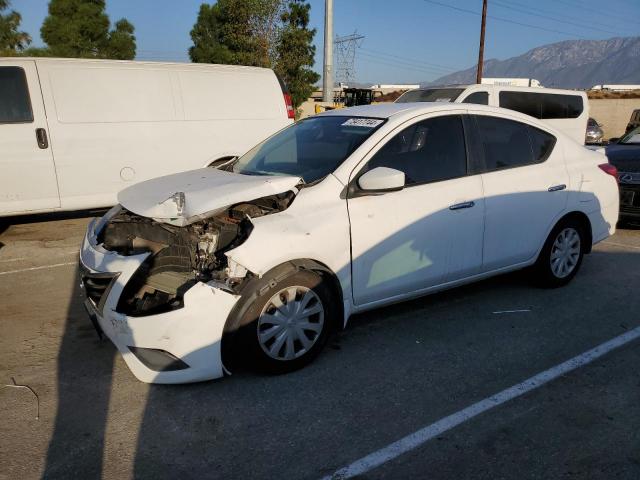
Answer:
[97,192,295,316]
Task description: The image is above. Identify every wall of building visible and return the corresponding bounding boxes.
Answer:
[589,98,640,139]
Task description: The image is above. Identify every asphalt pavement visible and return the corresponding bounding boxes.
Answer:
[0,214,638,480]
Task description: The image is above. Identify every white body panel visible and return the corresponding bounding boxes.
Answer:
[79,103,618,384]
[0,58,292,217]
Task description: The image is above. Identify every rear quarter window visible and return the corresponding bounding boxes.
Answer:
[499,91,583,119]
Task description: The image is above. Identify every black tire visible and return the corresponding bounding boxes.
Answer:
[533,218,586,288]
[228,268,336,374]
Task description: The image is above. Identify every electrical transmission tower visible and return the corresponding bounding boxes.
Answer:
[334,32,365,85]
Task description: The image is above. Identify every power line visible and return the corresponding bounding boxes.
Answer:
[422,0,589,39]
[491,0,633,37]
[359,47,456,73]
[358,52,449,77]
[502,0,639,32]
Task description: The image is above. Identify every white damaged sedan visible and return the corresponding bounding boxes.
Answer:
[80,103,619,383]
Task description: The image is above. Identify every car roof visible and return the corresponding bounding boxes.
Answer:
[317,102,471,119]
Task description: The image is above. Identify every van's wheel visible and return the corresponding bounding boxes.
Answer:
[534,219,585,288]
[233,270,334,374]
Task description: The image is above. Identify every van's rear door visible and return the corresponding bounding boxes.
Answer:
[0,60,59,215]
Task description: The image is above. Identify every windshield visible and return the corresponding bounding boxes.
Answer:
[619,126,640,144]
[395,88,465,103]
[232,116,385,183]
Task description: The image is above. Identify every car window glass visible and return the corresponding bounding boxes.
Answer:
[475,115,536,171]
[461,91,489,105]
[499,91,583,119]
[395,88,465,103]
[528,126,556,162]
[366,115,467,185]
[0,67,33,123]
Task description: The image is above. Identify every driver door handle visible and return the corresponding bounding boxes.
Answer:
[449,201,475,210]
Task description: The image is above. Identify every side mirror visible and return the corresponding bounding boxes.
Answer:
[358,167,405,192]
[609,137,620,144]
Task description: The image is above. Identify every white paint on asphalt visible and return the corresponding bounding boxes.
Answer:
[323,325,640,480]
[0,262,76,276]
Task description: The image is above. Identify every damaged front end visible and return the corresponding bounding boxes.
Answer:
[98,191,295,317]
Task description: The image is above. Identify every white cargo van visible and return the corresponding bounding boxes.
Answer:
[396,84,588,144]
[0,58,294,217]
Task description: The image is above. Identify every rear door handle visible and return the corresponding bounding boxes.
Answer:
[36,128,49,149]
[449,201,475,210]
[548,184,566,192]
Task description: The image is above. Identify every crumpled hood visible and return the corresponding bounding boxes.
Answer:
[118,168,302,226]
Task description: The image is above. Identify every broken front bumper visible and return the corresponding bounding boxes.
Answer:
[79,218,240,384]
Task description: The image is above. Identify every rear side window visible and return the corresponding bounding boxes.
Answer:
[461,91,489,105]
[474,115,556,171]
[0,67,33,123]
[499,91,583,119]
[365,115,467,185]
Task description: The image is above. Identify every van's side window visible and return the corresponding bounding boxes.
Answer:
[499,92,583,119]
[474,115,555,172]
[462,92,489,105]
[365,115,467,185]
[0,67,33,123]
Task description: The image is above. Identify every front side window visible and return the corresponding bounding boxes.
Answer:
[232,116,385,183]
[499,92,583,119]
[364,115,467,185]
[0,67,33,123]
[462,91,489,105]
[475,115,556,171]
[395,88,465,104]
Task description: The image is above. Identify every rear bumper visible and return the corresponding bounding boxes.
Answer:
[80,219,240,384]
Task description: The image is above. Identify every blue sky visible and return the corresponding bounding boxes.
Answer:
[15,0,640,84]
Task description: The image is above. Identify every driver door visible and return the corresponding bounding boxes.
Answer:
[347,114,485,306]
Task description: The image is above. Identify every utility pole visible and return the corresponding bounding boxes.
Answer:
[322,0,334,102]
[476,0,487,84]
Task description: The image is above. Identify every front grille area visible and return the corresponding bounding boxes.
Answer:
[80,264,119,313]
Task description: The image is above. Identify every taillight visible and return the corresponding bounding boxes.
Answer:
[598,163,618,178]
[284,93,295,119]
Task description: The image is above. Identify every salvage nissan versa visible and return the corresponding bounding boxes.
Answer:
[79,103,619,384]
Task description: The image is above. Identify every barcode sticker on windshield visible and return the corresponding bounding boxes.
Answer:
[342,118,384,128]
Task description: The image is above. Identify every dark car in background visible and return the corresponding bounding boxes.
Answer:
[626,109,640,134]
[606,126,640,222]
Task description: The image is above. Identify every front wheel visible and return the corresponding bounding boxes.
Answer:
[534,220,586,288]
[232,269,335,374]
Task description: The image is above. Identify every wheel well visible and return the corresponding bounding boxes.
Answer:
[220,259,344,373]
[287,259,345,329]
[559,211,593,253]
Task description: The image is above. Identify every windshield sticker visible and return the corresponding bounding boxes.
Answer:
[341,118,384,128]
[435,98,452,102]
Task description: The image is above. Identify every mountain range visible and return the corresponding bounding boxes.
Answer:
[426,36,640,89]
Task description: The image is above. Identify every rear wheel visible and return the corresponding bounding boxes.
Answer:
[534,219,586,287]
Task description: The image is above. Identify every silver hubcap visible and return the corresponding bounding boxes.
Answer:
[257,286,325,361]
[550,227,581,278]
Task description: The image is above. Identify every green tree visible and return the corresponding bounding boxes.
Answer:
[275,0,319,109]
[0,0,31,55]
[190,0,274,67]
[40,0,136,59]
[190,0,319,110]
